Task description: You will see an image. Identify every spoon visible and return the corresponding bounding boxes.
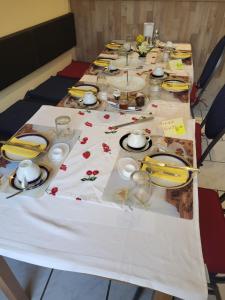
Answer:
[6,179,44,199]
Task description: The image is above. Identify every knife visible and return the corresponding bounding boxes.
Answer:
[111,115,154,130]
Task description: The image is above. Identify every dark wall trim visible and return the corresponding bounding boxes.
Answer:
[0,13,76,90]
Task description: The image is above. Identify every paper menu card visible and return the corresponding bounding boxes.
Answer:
[161,118,186,137]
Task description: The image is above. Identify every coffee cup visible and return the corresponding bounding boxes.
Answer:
[127,130,150,149]
[16,160,41,188]
[117,157,139,180]
[152,67,164,77]
[108,64,117,71]
[83,92,97,105]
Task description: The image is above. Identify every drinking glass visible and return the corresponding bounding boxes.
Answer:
[97,72,108,92]
[55,115,74,141]
[129,170,152,208]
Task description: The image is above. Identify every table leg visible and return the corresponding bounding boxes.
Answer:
[0,256,29,300]
[153,291,174,300]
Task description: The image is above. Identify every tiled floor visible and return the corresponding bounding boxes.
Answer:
[0,102,225,300]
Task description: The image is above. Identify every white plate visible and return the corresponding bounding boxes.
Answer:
[107,75,146,92]
[147,153,192,189]
[48,143,70,163]
[2,134,48,162]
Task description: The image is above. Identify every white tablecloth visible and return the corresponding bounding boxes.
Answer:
[0,105,207,300]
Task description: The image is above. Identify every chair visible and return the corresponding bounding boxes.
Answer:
[198,187,225,300]
[0,100,42,140]
[195,84,225,167]
[57,60,91,80]
[24,76,76,106]
[191,35,225,108]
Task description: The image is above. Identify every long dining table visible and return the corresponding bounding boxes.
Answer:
[0,42,208,300]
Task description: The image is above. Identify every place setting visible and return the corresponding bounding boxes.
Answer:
[0,119,81,198]
[103,128,197,219]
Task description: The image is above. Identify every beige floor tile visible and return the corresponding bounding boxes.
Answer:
[208,141,225,162]
[198,161,225,191]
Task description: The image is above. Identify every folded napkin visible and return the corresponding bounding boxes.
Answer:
[93,60,110,67]
[161,81,189,91]
[68,87,96,98]
[105,43,121,50]
[171,52,192,59]
[2,137,45,158]
[141,156,188,184]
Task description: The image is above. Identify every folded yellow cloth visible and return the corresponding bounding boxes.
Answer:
[68,87,96,98]
[93,60,110,67]
[161,81,189,91]
[141,156,189,184]
[171,52,192,59]
[2,137,46,158]
[106,43,121,50]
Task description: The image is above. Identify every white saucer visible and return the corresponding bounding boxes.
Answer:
[10,166,49,190]
[48,143,70,163]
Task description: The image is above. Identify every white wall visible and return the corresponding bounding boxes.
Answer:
[0,0,76,112]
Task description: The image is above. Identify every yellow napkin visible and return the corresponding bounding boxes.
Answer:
[161,81,189,92]
[141,156,189,184]
[68,87,96,98]
[93,60,110,67]
[171,52,192,59]
[2,137,46,158]
[105,43,121,50]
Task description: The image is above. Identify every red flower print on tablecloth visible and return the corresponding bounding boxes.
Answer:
[132,117,138,122]
[104,114,110,119]
[102,143,111,153]
[81,170,99,181]
[80,137,88,144]
[104,126,117,134]
[60,164,67,171]
[82,151,91,159]
[145,128,151,134]
[78,111,85,115]
[75,197,82,201]
[152,104,158,108]
[85,121,93,127]
[50,187,58,196]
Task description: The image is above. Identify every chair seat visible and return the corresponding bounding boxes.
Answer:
[198,187,225,274]
[25,76,76,105]
[195,122,202,162]
[57,60,91,79]
[190,83,199,105]
[0,100,42,139]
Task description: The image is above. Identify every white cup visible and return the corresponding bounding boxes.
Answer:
[16,160,41,188]
[153,67,164,77]
[117,157,139,180]
[51,147,64,160]
[83,92,97,105]
[127,130,151,149]
[108,64,117,71]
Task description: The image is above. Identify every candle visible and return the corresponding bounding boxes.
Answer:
[143,22,154,38]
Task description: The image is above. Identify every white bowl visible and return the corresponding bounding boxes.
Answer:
[117,157,139,180]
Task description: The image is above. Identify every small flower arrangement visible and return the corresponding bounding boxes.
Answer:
[136,40,149,57]
[136,34,145,45]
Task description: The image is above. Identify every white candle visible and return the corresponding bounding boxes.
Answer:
[143,22,154,38]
